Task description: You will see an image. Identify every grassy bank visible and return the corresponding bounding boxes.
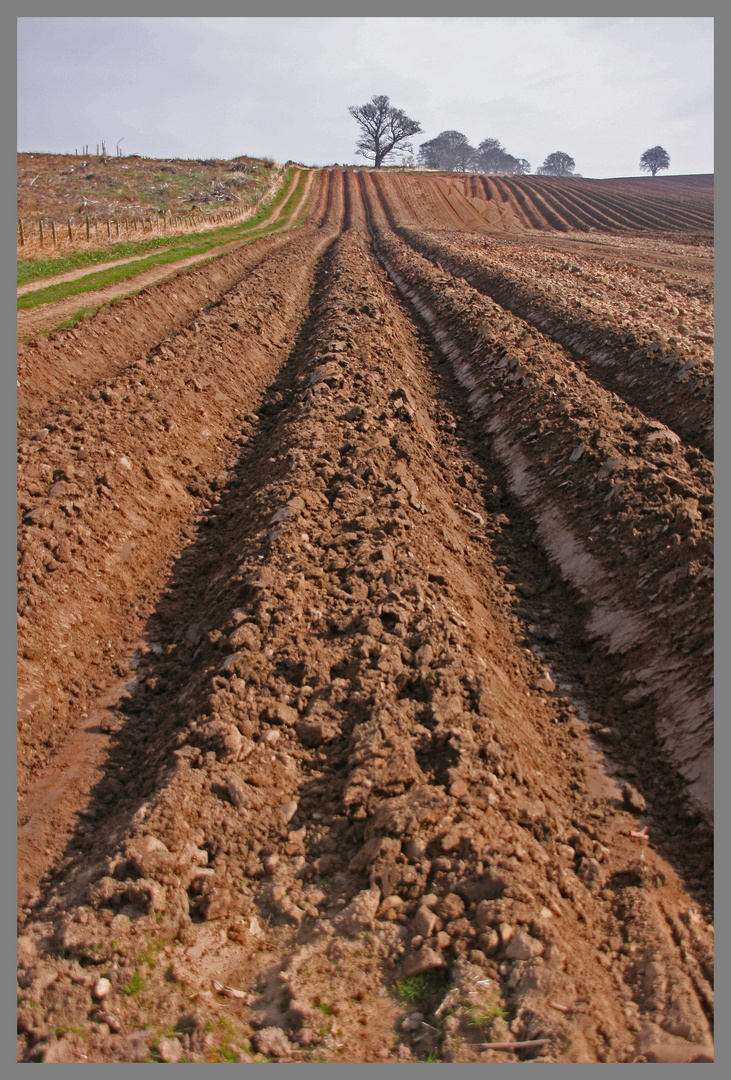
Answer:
[18,166,307,291]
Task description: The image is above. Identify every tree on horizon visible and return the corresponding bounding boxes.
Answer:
[348,95,423,169]
[639,146,670,177]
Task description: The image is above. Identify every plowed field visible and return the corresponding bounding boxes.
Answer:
[17,169,713,1063]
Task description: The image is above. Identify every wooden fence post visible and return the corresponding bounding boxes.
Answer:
[18,220,24,246]
[86,217,90,240]
[115,220,120,237]
[39,220,44,245]
[107,219,112,239]
[51,221,57,245]
[68,220,72,241]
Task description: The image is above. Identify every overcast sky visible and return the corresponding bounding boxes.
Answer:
[17,17,713,177]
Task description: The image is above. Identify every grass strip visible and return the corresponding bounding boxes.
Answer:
[17,166,302,286]
[18,170,312,313]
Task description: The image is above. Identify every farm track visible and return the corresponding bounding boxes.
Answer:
[15,169,309,300]
[17,172,325,435]
[15,168,310,341]
[17,169,713,1063]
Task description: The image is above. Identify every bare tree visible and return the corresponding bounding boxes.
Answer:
[418,130,475,172]
[348,95,423,168]
[537,151,576,176]
[639,145,670,177]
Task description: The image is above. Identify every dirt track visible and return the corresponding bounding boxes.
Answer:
[17,169,713,1063]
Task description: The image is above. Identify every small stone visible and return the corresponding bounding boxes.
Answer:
[268,703,299,727]
[504,930,543,961]
[449,778,469,799]
[533,672,556,693]
[280,800,298,823]
[413,906,438,939]
[436,931,451,950]
[92,977,111,1001]
[158,1036,183,1063]
[402,947,445,977]
[226,776,252,809]
[377,895,404,917]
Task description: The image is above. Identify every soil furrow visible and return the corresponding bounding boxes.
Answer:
[17,170,331,432]
[17,170,344,798]
[16,167,714,1066]
[19,219,713,1065]
[395,227,713,459]
[359,173,712,822]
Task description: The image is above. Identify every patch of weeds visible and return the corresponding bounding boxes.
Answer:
[139,941,162,968]
[466,1003,507,1030]
[395,969,446,1006]
[121,971,146,996]
[54,1024,84,1038]
[316,1001,333,1015]
[417,1049,440,1062]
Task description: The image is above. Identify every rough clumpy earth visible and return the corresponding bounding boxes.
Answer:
[17,168,713,1063]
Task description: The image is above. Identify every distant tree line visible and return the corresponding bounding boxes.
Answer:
[348,95,672,179]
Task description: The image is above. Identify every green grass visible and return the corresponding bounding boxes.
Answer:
[466,1004,507,1029]
[394,970,446,1006]
[417,1049,440,1062]
[121,971,146,996]
[316,1001,333,1015]
[17,164,304,293]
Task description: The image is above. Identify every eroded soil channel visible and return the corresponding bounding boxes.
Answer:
[17,175,713,1064]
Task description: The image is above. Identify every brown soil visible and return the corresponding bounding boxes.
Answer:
[17,168,713,1064]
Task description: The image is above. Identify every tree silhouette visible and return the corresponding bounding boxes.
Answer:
[348,95,423,169]
[473,139,530,174]
[418,130,475,172]
[639,146,670,177]
[537,151,576,176]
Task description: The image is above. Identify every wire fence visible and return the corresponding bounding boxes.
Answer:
[18,204,261,258]
[17,164,291,258]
